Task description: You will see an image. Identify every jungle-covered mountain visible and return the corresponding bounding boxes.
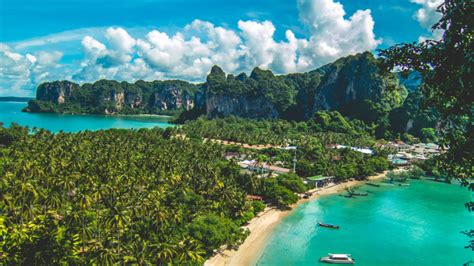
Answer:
[24,51,437,138]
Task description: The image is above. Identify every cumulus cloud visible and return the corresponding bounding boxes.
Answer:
[411,0,443,28]
[105,27,136,53]
[297,0,381,60]
[410,0,443,41]
[2,0,382,95]
[0,44,63,96]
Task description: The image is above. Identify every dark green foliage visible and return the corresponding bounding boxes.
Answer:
[188,214,245,254]
[379,0,473,180]
[206,66,297,113]
[1,213,80,265]
[180,114,369,146]
[0,126,254,264]
[261,178,299,208]
[420,128,438,143]
[388,91,439,138]
[276,174,308,194]
[0,123,28,146]
[251,201,265,214]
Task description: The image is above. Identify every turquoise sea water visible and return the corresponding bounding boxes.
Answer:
[0,102,173,133]
[258,179,473,266]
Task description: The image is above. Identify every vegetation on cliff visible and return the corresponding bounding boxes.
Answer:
[205,52,407,123]
[25,79,199,115]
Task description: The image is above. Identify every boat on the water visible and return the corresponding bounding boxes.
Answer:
[366,182,380,187]
[351,192,368,196]
[320,253,355,264]
[318,222,340,229]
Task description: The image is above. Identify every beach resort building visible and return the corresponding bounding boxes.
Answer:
[238,160,291,175]
[305,175,336,188]
[386,141,443,165]
[328,144,375,155]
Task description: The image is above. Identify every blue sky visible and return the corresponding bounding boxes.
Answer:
[0,0,441,96]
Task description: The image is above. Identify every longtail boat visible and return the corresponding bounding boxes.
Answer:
[318,222,340,229]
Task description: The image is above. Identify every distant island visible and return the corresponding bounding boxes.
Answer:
[0,96,34,102]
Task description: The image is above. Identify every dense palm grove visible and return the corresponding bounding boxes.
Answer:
[1,125,303,264]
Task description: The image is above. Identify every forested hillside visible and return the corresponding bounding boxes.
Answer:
[0,124,309,264]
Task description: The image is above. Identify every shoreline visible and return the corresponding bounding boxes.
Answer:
[21,109,173,120]
[204,171,388,266]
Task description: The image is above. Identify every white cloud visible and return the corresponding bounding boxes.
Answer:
[82,36,106,58]
[2,0,382,95]
[297,0,381,60]
[105,27,136,53]
[411,0,443,28]
[410,0,443,41]
[0,45,63,96]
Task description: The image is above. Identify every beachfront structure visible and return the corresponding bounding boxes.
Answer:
[330,144,375,155]
[246,195,264,201]
[387,141,442,165]
[238,160,291,175]
[306,175,336,188]
[387,141,412,152]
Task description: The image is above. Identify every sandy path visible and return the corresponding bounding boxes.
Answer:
[204,171,388,266]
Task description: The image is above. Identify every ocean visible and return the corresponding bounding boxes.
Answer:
[0,101,173,133]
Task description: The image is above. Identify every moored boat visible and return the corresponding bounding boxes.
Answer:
[351,192,368,196]
[318,222,340,229]
[320,253,355,264]
[366,182,380,187]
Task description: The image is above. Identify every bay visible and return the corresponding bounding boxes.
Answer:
[0,102,173,133]
[257,179,473,266]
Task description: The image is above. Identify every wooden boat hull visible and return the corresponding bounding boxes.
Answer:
[366,182,380,187]
[318,222,340,229]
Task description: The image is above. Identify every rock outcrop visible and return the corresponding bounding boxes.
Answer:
[203,52,407,120]
[205,93,279,119]
[26,80,199,115]
[26,52,407,120]
[152,87,195,111]
[36,81,79,104]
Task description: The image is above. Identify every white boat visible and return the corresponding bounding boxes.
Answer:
[319,253,355,264]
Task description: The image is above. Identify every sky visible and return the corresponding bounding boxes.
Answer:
[0,0,442,96]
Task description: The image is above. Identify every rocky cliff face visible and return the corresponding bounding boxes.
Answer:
[36,81,79,104]
[311,52,399,114]
[203,52,406,120]
[28,52,407,119]
[205,93,278,119]
[28,79,199,114]
[310,52,407,118]
[153,87,195,111]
